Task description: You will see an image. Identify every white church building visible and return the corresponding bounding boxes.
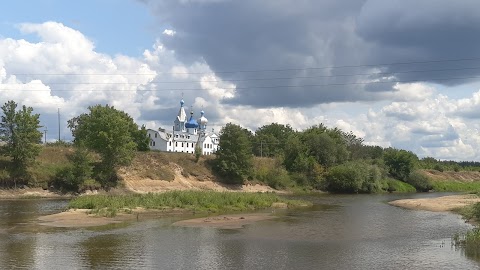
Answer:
[147,99,219,155]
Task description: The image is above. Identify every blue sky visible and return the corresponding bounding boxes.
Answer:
[1,0,480,161]
[0,0,153,56]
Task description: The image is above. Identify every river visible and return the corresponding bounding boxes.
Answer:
[0,193,478,269]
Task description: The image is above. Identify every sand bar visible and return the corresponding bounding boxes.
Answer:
[389,194,480,212]
[38,209,126,227]
[172,213,276,229]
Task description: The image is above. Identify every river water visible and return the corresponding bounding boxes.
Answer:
[0,193,478,269]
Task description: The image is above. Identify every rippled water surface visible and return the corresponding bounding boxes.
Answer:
[0,193,479,269]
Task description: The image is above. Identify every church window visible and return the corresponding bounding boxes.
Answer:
[155,133,157,138]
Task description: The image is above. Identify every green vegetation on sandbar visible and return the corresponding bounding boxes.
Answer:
[432,181,480,192]
[453,228,480,260]
[68,191,309,216]
[452,201,480,259]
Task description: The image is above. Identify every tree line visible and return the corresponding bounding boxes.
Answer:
[213,123,480,193]
[0,100,477,193]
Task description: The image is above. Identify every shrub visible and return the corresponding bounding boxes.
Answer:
[433,164,444,172]
[324,161,385,193]
[325,162,365,193]
[79,179,102,192]
[384,178,416,193]
[405,170,432,192]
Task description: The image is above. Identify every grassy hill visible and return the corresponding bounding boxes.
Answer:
[2,146,480,193]
[422,169,480,192]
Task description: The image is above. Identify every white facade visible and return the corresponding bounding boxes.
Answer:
[147,99,219,155]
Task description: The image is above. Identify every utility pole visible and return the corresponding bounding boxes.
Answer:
[44,128,48,144]
[260,141,263,157]
[57,108,61,142]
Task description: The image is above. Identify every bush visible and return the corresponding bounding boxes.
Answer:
[384,178,416,193]
[384,149,418,180]
[324,161,385,193]
[253,158,296,189]
[79,179,102,192]
[52,146,94,192]
[405,170,433,192]
[53,166,79,191]
[433,164,444,172]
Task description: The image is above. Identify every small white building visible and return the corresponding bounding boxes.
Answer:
[147,99,219,155]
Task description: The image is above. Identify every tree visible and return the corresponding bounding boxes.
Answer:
[214,123,253,184]
[253,123,295,157]
[54,144,94,191]
[67,105,141,185]
[134,125,150,151]
[0,100,42,185]
[301,126,349,168]
[324,161,383,193]
[384,148,418,180]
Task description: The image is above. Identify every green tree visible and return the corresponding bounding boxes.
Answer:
[384,148,418,180]
[324,161,383,193]
[0,100,42,185]
[214,123,253,184]
[301,126,349,168]
[54,145,94,191]
[67,105,141,185]
[134,125,150,151]
[253,123,295,157]
[283,134,308,172]
[405,170,432,192]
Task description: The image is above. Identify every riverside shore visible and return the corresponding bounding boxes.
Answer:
[0,188,69,199]
[38,208,277,229]
[37,208,187,227]
[172,213,276,229]
[388,194,480,212]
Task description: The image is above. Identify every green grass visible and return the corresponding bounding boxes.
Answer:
[384,179,417,193]
[68,190,309,216]
[453,228,480,260]
[431,181,480,192]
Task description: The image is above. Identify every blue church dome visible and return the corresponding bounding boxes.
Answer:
[185,114,199,129]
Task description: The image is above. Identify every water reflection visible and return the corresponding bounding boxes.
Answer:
[0,194,479,269]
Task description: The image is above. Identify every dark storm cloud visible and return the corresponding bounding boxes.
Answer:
[356,0,480,86]
[140,0,480,107]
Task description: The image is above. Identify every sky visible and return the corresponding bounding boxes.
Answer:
[1,0,480,161]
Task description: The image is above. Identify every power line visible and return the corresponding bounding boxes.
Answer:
[2,74,480,92]
[5,66,480,85]
[8,57,480,76]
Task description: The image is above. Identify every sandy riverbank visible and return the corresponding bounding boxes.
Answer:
[172,213,277,229]
[388,194,480,212]
[38,209,124,227]
[0,188,69,199]
[38,208,186,228]
[39,208,277,229]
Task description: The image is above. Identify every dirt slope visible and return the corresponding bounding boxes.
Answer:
[118,152,276,193]
[421,170,480,182]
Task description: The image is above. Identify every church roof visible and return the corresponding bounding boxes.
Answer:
[185,115,199,128]
[198,110,208,126]
[175,101,187,123]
